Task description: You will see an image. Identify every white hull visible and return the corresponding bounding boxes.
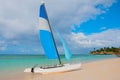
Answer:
[24,63,81,74]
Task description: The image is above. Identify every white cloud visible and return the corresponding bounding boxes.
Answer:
[67,29,120,53]
[0,0,116,39]
[0,47,6,51]
[0,0,117,54]
[0,0,40,39]
[0,41,7,51]
[0,0,114,39]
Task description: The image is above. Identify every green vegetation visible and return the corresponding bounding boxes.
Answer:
[90,47,120,57]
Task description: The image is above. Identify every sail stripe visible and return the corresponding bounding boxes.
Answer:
[39,3,48,20]
[38,18,50,31]
[39,30,58,59]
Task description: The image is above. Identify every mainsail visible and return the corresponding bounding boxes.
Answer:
[39,2,58,59]
[39,1,72,61]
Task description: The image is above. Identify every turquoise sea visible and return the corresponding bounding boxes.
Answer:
[0,54,117,75]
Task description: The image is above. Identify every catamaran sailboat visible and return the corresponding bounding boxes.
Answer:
[24,1,81,74]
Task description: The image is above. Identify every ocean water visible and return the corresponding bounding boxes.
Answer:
[0,54,117,75]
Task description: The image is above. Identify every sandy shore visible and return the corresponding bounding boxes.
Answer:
[1,58,120,80]
[33,58,120,80]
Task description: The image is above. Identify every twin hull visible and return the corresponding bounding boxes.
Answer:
[24,63,81,74]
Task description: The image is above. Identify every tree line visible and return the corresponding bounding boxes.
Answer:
[90,47,120,57]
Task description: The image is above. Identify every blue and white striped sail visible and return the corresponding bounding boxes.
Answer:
[38,2,58,59]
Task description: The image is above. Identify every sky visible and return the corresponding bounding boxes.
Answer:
[0,0,120,54]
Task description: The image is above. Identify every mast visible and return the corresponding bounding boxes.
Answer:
[42,2,62,65]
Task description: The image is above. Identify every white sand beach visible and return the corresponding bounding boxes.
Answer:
[32,58,120,80]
